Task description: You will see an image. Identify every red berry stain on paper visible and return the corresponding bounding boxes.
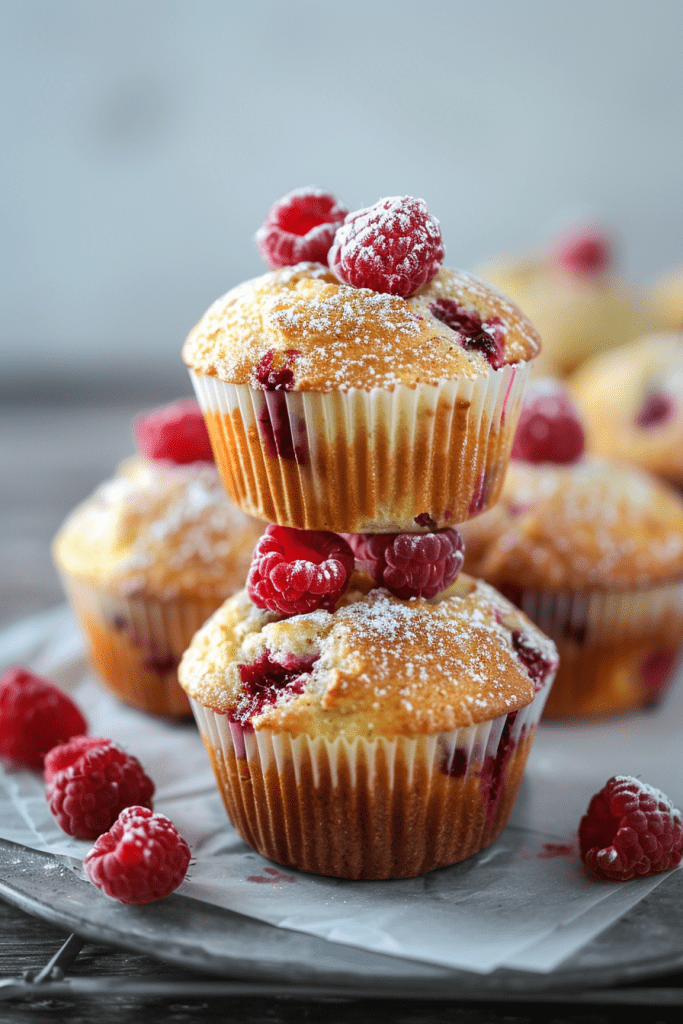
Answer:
[247,866,296,884]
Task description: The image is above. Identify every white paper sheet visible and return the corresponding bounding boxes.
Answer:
[0,605,679,975]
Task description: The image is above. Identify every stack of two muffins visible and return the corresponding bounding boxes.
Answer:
[178,192,559,880]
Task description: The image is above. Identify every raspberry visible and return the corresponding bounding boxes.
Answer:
[232,650,319,725]
[636,391,675,428]
[329,196,444,297]
[255,187,348,270]
[0,666,87,770]
[46,739,154,839]
[511,379,585,465]
[84,806,190,904]
[579,776,683,881]
[345,529,464,600]
[254,349,299,391]
[552,226,611,276]
[43,735,108,784]
[134,400,213,464]
[429,299,506,369]
[511,631,557,692]
[247,525,354,616]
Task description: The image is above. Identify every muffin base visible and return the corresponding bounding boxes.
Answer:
[190,676,552,880]
[500,582,683,719]
[191,364,530,533]
[61,577,221,719]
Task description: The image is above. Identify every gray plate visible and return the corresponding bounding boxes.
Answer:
[1,837,683,998]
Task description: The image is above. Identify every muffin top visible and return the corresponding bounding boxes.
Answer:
[460,456,683,593]
[570,332,683,484]
[182,263,540,393]
[53,456,263,600]
[178,572,558,739]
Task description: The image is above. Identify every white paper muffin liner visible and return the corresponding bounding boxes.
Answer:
[188,668,554,880]
[507,580,683,719]
[60,575,221,719]
[190,361,531,533]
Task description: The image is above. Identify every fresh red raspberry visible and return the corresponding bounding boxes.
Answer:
[84,806,190,905]
[43,735,109,784]
[552,226,611,276]
[345,529,465,600]
[429,299,506,369]
[247,525,354,616]
[134,399,213,464]
[46,739,154,839]
[636,391,675,428]
[255,187,348,269]
[329,196,444,297]
[0,666,87,770]
[579,776,683,881]
[511,379,585,465]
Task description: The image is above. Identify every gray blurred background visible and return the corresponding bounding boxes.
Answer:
[2,0,683,402]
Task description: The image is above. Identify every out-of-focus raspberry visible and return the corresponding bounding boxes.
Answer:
[84,806,190,904]
[345,529,464,600]
[134,400,213,464]
[0,666,88,770]
[255,187,348,269]
[552,226,611,276]
[511,379,585,465]
[247,525,354,616]
[329,196,444,297]
[46,739,154,839]
[579,775,683,881]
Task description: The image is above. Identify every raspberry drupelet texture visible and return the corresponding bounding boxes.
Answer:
[579,775,683,881]
[552,226,612,276]
[134,400,214,464]
[45,738,155,839]
[328,196,445,297]
[233,651,319,725]
[0,666,88,770]
[428,299,506,370]
[84,806,190,904]
[43,735,109,784]
[511,379,585,465]
[345,529,465,600]
[255,187,348,270]
[248,525,355,616]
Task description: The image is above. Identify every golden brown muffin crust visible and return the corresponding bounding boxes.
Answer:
[178,573,557,739]
[182,263,540,392]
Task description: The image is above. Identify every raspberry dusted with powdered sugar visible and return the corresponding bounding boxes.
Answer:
[329,196,445,297]
[84,806,190,904]
[255,187,348,270]
[0,666,88,770]
[579,776,683,881]
[134,400,213,464]
[511,379,585,465]
[552,226,611,276]
[345,529,465,600]
[511,631,557,692]
[429,299,506,370]
[45,737,154,839]
[247,525,354,616]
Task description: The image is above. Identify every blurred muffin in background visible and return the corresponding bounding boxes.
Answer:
[460,380,683,720]
[475,225,656,377]
[570,331,683,489]
[649,265,683,331]
[52,400,264,719]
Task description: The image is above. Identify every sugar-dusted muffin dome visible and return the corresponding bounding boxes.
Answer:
[182,263,540,392]
[179,572,558,740]
[53,455,263,600]
[570,332,683,487]
[460,456,683,593]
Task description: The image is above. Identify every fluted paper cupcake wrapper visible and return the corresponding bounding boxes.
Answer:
[189,671,553,880]
[60,575,221,719]
[510,581,683,719]
[190,362,530,533]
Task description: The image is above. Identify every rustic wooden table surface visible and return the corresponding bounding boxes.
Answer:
[2,398,683,1023]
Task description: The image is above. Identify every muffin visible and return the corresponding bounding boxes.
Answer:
[570,331,683,489]
[460,382,683,719]
[649,265,683,331]
[53,402,264,718]
[178,570,558,880]
[183,193,540,534]
[475,226,655,378]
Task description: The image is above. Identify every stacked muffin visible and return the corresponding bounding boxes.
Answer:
[178,190,559,879]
